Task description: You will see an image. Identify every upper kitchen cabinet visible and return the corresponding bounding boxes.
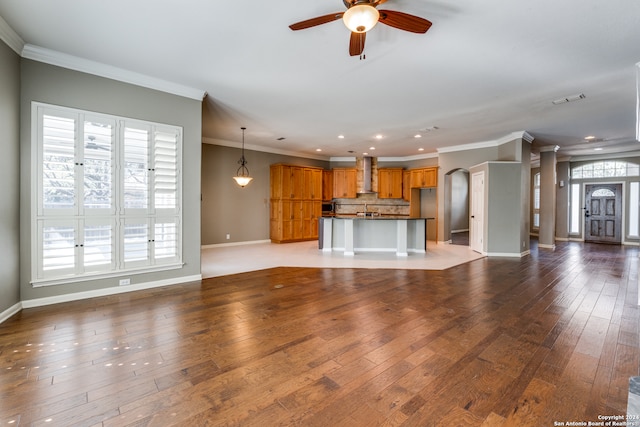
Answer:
[403,170,411,201]
[410,167,438,188]
[304,167,322,200]
[322,170,333,201]
[333,168,357,198]
[378,168,404,199]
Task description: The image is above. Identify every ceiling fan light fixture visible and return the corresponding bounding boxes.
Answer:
[343,4,379,33]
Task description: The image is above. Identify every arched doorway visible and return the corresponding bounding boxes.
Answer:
[445,168,470,246]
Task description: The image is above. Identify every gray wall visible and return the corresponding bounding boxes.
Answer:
[201,143,329,245]
[438,146,500,242]
[487,162,523,254]
[20,59,202,301]
[0,40,21,313]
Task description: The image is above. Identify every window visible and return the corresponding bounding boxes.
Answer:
[631,182,639,238]
[591,188,615,197]
[570,183,580,234]
[572,161,639,179]
[533,173,540,228]
[33,103,182,285]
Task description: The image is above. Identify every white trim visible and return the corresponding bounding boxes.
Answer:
[22,44,205,100]
[203,137,328,161]
[22,274,202,309]
[0,16,24,55]
[487,251,530,257]
[0,302,23,324]
[637,61,640,142]
[437,131,532,154]
[0,14,24,54]
[538,243,556,250]
[202,239,270,249]
[377,153,439,162]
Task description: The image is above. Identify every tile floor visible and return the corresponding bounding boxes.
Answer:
[201,240,485,278]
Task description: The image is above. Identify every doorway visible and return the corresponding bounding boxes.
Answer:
[584,183,622,244]
[444,169,470,246]
[470,171,484,253]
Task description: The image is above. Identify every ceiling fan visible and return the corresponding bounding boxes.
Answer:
[289,0,432,57]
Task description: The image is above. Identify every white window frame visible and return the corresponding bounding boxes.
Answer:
[31,102,183,286]
[533,172,540,229]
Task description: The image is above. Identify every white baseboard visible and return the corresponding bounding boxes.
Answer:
[0,302,23,324]
[487,250,530,258]
[201,240,270,249]
[538,243,556,250]
[21,274,202,309]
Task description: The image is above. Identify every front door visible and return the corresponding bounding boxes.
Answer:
[584,183,622,244]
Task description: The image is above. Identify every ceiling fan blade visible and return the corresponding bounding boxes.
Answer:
[289,12,344,30]
[378,10,432,33]
[349,32,366,56]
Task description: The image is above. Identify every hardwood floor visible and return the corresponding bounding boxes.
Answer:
[1,241,638,426]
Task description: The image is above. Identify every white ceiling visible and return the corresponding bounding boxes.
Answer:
[2,0,640,159]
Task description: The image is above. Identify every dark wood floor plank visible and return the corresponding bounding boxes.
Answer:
[0,241,638,426]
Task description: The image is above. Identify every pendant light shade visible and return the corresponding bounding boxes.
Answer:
[233,127,253,187]
[342,4,379,33]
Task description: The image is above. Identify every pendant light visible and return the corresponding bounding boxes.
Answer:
[232,127,253,187]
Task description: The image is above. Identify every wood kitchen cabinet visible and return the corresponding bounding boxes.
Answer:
[322,170,333,201]
[332,168,357,199]
[270,164,324,243]
[403,170,411,201]
[409,167,438,188]
[378,168,404,199]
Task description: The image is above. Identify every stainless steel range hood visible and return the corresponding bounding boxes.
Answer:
[358,156,376,194]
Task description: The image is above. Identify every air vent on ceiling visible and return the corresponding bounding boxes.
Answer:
[552,93,586,105]
[277,137,286,141]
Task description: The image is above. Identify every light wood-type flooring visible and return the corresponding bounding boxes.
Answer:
[1,241,639,426]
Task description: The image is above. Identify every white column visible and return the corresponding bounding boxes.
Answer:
[344,219,354,256]
[539,145,558,250]
[322,218,333,252]
[397,219,408,256]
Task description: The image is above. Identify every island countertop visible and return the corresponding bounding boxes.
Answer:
[319,216,427,256]
[326,215,435,220]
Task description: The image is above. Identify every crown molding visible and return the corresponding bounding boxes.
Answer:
[0,14,24,54]
[539,145,560,153]
[21,44,205,100]
[437,131,533,154]
[202,137,329,161]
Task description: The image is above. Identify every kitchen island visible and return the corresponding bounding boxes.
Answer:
[319,216,427,256]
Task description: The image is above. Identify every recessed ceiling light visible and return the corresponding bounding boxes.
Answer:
[418,148,424,151]
[363,152,369,156]
[594,147,603,151]
[316,148,322,152]
[369,147,375,150]
[375,134,383,139]
[338,135,345,139]
[414,134,422,138]
[585,135,596,140]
